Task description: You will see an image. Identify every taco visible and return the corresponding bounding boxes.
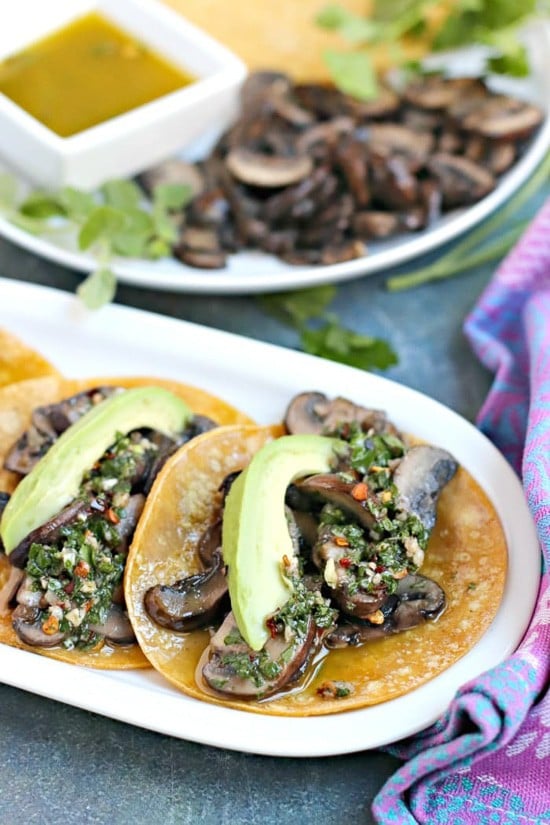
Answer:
[0,372,253,669]
[125,392,507,715]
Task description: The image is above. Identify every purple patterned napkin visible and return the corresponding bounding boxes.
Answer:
[373,200,550,824]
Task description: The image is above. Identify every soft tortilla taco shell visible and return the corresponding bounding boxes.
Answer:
[0,328,60,389]
[0,375,254,669]
[126,427,508,716]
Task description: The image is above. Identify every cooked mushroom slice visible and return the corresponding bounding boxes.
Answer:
[393,445,458,531]
[461,98,543,142]
[174,247,227,269]
[402,75,487,110]
[90,605,135,646]
[226,147,313,189]
[325,574,445,647]
[12,604,66,647]
[370,153,419,210]
[295,116,354,154]
[139,159,204,199]
[284,391,395,436]
[4,386,122,475]
[144,548,228,632]
[0,566,24,617]
[8,497,100,569]
[187,188,230,227]
[365,123,435,168]
[427,153,495,207]
[197,520,222,567]
[353,210,400,239]
[200,610,316,699]
[296,475,376,532]
[487,142,516,176]
[112,494,145,554]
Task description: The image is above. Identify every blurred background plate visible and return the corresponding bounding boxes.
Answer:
[0,17,549,294]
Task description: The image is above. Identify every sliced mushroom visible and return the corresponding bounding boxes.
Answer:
[8,497,101,569]
[284,391,395,436]
[296,475,376,532]
[174,247,227,269]
[4,387,122,475]
[112,494,145,554]
[461,98,543,141]
[0,566,24,617]
[226,147,313,188]
[402,76,487,111]
[353,210,400,239]
[364,123,435,168]
[200,610,316,699]
[12,604,66,648]
[90,605,135,646]
[144,547,228,632]
[325,573,445,647]
[427,153,495,207]
[393,444,458,531]
[487,142,516,176]
[139,159,205,199]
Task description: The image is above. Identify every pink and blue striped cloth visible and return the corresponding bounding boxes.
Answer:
[373,199,550,824]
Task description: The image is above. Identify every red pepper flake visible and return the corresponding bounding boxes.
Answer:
[84,600,94,613]
[106,508,120,524]
[42,615,59,635]
[334,536,349,547]
[339,557,352,568]
[375,564,385,573]
[266,617,279,639]
[74,560,90,578]
[351,482,368,501]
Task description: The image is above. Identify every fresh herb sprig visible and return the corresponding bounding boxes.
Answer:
[317,1,548,99]
[0,175,192,308]
[386,149,550,291]
[258,286,398,372]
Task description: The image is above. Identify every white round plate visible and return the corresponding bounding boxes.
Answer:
[1,28,550,294]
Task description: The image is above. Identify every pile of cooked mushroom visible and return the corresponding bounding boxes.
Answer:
[141,71,543,269]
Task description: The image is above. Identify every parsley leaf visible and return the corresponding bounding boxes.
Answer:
[77,268,117,310]
[258,286,398,372]
[301,320,398,371]
[258,285,336,328]
[323,50,378,100]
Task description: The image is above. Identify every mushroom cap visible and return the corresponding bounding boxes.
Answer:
[225,147,313,188]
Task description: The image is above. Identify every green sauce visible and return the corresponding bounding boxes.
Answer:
[0,12,194,137]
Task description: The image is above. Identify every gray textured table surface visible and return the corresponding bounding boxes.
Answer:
[0,184,547,825]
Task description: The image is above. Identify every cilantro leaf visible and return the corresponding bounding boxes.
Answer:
[78,205,127,251]
[301,321,398,371]
[59,187,97,221]
[153,183,193,212]
[76,268,117,310]
[19,191,66,219]
[101,179,143,210]
[258,285,336,328]
[323,50,378,100]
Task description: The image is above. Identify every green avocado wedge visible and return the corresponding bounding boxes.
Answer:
[0,386,192,555]
[222,434,346,651]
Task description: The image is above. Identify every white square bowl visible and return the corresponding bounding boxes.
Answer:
[0,0,247,190]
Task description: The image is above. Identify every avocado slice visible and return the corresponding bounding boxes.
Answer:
[222,434,345,651]
[0,386,192,555]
